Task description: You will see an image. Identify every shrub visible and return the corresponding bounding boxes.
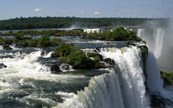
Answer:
[14,34,25,41]
[161,71,173,86]
[0,37,4,45]
[51,43,78,57]
[50,38,60,46]
[140,45,148,56]
[112,27,129,40]
[27,39,38,47]
[17,40,28,47]
[62,51,95,69]
[4,38,14,45]
[51,43,106,69]
[38,35,51,48]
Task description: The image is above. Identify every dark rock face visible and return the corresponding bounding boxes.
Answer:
[103,58,115,66]
[37,57,61,72]
[0,63,7,69]
[2,44,12,50]
[96,47,100,52]
[50,65,60,72]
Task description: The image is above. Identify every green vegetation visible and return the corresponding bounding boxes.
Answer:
[0,37,14,45]
[0,17,167,30]
[51,43,106,69]
[38,35,51,48]
[0,35,60,48]
[139,45,148,57]
[0,29,86,37]
[0,27,143,41]
[161,71,173,86]
[85,27,142,41]
[62,51,95,69]
[51,43,77,57]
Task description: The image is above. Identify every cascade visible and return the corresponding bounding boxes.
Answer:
[0,45,172,108]
[57,46,150,108]
[137,29,145,39]
[137,28,165,54]
[137,28,173,71]
[154,29,165,58]
[0,49,89,107]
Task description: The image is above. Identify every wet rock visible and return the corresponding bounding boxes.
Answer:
[0,63,7,69]
[2,44,12,50]
[37,57,62,73]
[103,58,115,66]
[59,63,70,70]
[50,65,60,72]
[59,63,73,72]
[96,47,100,52]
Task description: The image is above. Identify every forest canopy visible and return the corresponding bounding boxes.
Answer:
[0,17,168,30]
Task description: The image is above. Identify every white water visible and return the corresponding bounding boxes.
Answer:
[1,45,172,108]
[0,49,87,107]
[56,69,124,108]
[56,46,150,108]
[154,29,165,58]
[137,29,145,39]
[137,28,165,58]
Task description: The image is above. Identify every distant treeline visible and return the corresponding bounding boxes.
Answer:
[0,17,168,30]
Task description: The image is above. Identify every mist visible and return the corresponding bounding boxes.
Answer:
[138,18,173,72]
[157,18,173,72]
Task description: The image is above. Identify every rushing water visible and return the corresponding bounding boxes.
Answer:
[55,46,150,108]
[0,46,108,108]
[0,37,172,108]
[55,45,173,108]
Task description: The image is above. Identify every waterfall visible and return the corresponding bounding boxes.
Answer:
[154,29,165,59]
[56,69,124,108]
[137,28,173,71]
[56,46,150,108]
[137,29,145,39]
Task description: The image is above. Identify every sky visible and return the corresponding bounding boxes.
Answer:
[0,0,173,20]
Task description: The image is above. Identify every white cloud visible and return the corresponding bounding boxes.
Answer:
[93,11,101,15]
[34,8,42,12]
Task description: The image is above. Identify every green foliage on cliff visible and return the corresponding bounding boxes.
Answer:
[62,50,95,69]
[51,43,106,69]
[161,71,173,86]
[140,45,148,56]
[51,43,77,57]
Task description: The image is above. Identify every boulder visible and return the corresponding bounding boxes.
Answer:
[103,58,115,66]
[59,63,73,72]
[59,63,70,70]
[95,47,100,52]
[2,44,12,50]
[0,63,7,69]
[50,65,60,72]
[37,57,61,73]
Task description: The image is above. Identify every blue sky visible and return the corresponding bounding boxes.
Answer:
[0,0,172,20]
